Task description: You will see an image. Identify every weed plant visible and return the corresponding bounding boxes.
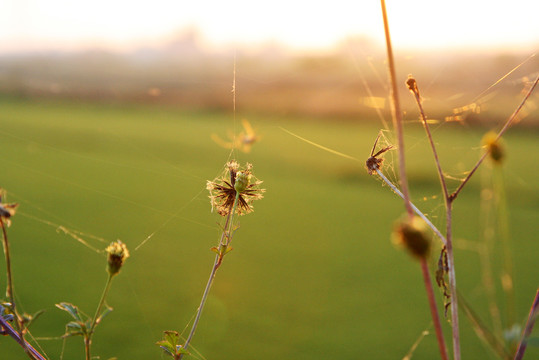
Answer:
[0,1,538,359]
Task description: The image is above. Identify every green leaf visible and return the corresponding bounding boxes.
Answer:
[65,321,86,336]
[164,330,180,346]
[156,340,176,356]
[56,302,83,322]
[23,309,45,329]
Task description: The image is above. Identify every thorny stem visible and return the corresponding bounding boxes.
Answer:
[451,74,539,202]
[86,273,114,360]
[180,193,240,359]
[421,258,449,360]
[380,0,414,220]
[514,288,539,360]
[407,77,460,360]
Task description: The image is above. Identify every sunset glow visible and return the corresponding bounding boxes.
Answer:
[1,0,538,53]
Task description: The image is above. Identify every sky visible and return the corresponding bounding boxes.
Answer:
[1,0,538,54]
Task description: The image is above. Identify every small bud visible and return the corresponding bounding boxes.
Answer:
[234,171,251,193]
[105,240,129,276]
[392,216,431,260]
[406,74,418,94]
[482,131,504,165]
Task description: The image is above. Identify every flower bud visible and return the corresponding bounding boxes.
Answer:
[234,171,251,193]
[482,131,504,165]
[105,240,129,276]
[393,216,431,260]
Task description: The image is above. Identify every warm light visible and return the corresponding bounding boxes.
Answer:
[0,0,537,53]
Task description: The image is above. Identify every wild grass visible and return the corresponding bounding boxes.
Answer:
[0,3,538,358]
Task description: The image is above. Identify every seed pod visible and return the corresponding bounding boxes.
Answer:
[482,131,504,165]
[393,216,431,260]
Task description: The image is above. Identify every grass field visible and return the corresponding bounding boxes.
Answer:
[0,96,538,359]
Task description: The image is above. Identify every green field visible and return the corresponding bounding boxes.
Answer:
[0,97,537,359]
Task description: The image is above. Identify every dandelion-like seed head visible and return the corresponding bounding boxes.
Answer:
[0,190,18,227]
[207,161,264,216]
[106,240,129,276]
[392,216,431,260]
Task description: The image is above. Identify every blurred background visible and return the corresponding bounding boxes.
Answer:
[0,0,538,359]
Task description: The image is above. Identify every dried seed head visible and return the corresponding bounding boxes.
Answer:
[207,161,265,216]
[482,131,504,165]
[392,216,431,260]
[106,240,129,276]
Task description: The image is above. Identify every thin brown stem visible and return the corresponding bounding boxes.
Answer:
[380,0,413,220]
[407,76,461,360]
[0,218,15,312]
[514,288,539,360]
[0,217,30,356]
[420,258,449,360]
[451,74,539,201]
[406,76,450,201]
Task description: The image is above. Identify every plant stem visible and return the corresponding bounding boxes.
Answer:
[0,217,31,357]
[0,316,47,360]
[86,273,114,360]
[180,193,239,359]
[380,0,413,220]
[375,169,446,246]
[514,288,539,360]
[420,258,449,360]
[407,77,461,359]
[451,74,539,201]
[445,203,461,360]
[0,218,15,314]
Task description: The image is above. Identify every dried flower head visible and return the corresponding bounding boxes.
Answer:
[207,161,265,216]
[392,216,431,260]
[482,131,504,165]
[0,191,18,227]
[105,240,129,276]
[366,132,394,175]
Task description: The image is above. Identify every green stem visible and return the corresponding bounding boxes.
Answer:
[85,273,114,360]
[180,193,239,359]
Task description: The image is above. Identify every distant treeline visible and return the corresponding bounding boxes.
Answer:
[0,43,537,125]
